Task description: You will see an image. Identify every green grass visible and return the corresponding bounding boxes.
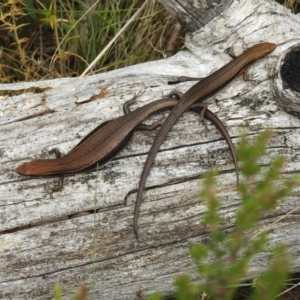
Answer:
[1,0,298,83]
[0,0,182,82]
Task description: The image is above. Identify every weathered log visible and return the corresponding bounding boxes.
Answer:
[1,0,300,299]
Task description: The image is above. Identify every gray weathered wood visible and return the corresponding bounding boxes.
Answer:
[1,0,300,299]
[158,0,233,31]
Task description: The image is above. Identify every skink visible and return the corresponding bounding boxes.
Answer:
[134,42,277,238]
[16,96,182,176]
[16,97,237,182]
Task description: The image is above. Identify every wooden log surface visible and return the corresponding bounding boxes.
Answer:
[1,0,300,299]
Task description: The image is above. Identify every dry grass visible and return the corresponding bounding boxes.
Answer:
[0,0,298,83]
[0,0,184,83]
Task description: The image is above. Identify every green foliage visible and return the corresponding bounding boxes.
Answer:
[53,284,87,300]
[250,245,290,300]
[147,291,163,300]
[53,284,62,300]
[175,274,200,300]
[149,129,297,300]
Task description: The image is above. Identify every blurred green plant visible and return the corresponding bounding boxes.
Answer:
[150,129,298,300]
[54,283,88,300]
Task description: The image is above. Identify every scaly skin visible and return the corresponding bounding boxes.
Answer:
[134,42,277,239]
